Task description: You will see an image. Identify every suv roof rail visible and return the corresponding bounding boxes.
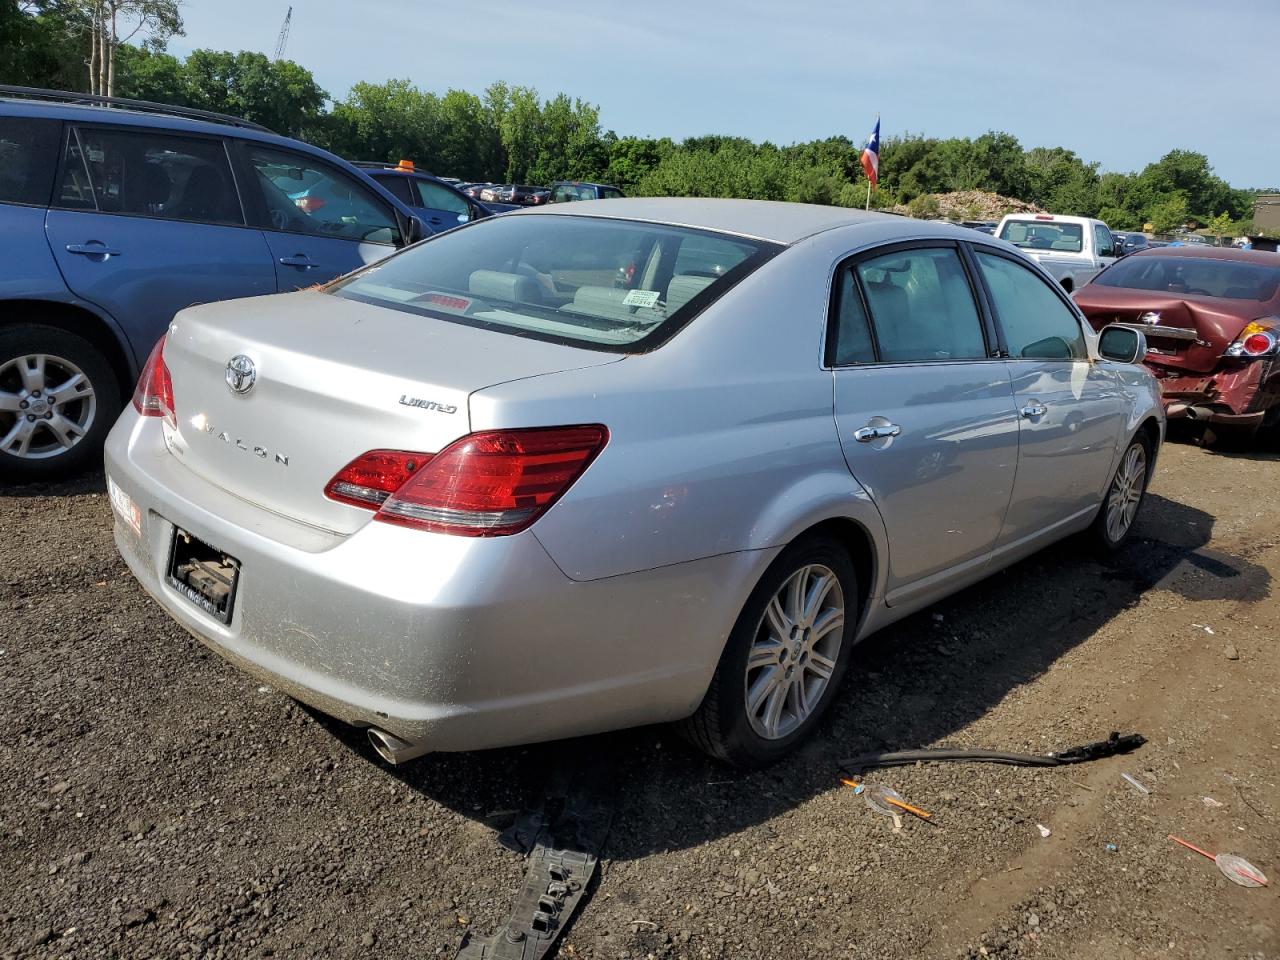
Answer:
[0,85,275,133]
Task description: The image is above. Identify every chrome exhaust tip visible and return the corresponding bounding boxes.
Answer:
[367,728,431,765]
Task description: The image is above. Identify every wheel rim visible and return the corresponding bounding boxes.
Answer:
[744,563,845,741]
[0,353,97,460]
[1105,443,1147,542]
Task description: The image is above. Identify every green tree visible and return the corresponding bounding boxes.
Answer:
[179,50,326,136]
[1148,194,1189,234]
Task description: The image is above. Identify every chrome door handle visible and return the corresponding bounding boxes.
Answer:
[853,423,901,443]
[278,255,318,268]
[1021,403,1047,419]
[65,242,121,257]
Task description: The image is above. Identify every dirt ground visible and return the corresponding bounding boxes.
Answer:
[2,436,1277,960]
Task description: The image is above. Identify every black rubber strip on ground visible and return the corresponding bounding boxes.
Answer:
[840,731,1146,772]
[457,765,614,960]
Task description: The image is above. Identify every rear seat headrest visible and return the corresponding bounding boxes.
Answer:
[468,269,541,303]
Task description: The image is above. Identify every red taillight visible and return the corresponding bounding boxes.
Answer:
[132,336,175,425]
[325,425,609,537]
[295,195,326,213]
[1242,332,1275,356]
[324,449,431,509]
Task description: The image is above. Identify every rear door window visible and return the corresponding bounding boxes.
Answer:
[244,146,400,245]
[0,117,61,206]
[54,126,243,225]
[975,250,1087,359]
[854,247,988,362]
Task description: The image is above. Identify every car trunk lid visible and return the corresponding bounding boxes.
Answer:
[1074,287,1256,374]
[162,290,619,533]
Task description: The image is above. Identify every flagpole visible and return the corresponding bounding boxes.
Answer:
[865,178,871,211]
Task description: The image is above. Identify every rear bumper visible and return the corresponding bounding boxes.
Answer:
[1155,357,1280,426]
[105,412,770,754]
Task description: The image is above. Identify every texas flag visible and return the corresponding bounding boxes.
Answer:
[861,117,880,189]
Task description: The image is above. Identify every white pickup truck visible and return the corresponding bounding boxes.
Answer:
[993,213,1119,292]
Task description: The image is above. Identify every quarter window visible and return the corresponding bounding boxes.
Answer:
[975,251,1087,360]
[854,247,987,362]
[246,146,399,245]
[829,268,876,365]
[371,174,416,207]
[0,117,60,206]
[55,126,243,225]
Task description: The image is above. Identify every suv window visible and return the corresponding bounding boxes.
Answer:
[598,187,623,200]
[0,117,60,206]
[975,251,1087,360]
[55,126,243,225]
[246,146,399,245]
[1094,223,1116,257]
[854,247,987,362]
[415,179,469,216]
[370,173,416,207]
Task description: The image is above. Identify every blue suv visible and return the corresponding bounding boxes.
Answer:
[0,86,428,481]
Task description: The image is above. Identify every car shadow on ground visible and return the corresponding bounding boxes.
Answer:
[309,490,1269,861]
[0,469,106,498]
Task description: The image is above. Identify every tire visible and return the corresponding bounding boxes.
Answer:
[1090,432,1152,553]
[679,534,858,767]
[0,324,122,483]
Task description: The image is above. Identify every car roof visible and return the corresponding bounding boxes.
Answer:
[1128,245,1280,264]
[0,96,336,159]
[515,197,913,244]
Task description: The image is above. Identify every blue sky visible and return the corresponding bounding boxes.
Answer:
[171,0,1280,187]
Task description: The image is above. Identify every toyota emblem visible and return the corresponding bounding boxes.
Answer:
[225,354,257,395]
[1138,311,1161,326]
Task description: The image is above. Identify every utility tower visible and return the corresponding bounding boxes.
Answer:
[274,6,292,60]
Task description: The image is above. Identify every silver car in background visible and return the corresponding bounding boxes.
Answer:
[105,199,1164,767]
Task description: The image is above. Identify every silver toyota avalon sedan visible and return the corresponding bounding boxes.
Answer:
[105,199,1164,767]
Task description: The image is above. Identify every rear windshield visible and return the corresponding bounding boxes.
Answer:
[330,213,780,351]
[1091,255,1280,301]
[998,219,1084,254]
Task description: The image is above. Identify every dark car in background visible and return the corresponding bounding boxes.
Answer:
[1112,231,1150,256]
[352,160,492,233]
[1074,247,1280,441]
[550,181,624,202]
[0,86,427,481]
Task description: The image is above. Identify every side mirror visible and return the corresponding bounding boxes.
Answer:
[1098,324,1147,364]
[404,215,429,245]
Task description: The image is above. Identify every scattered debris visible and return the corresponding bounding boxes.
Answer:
[842,779,932,821]
[1192,623,1215,635]
[1068,780,1096,793]
[1168,835,1268,888]
[1037,824,1051,839]
[1105,843,1119,853]
[840,731,1145,772]
[1202,797,1225,809]
[1121,773,1151,795]
[1224,644,1240,661]
[459,766,614,960]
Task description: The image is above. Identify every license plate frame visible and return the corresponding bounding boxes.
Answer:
[166,527,240,625]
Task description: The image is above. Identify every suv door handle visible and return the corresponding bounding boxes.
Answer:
[1021,402,1047,419]
[853,423,901,443]
[278,255,318,269]
[65,242,121,257]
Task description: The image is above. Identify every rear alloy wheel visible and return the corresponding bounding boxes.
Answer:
[1091,434,1150,551]
[680,535,858,767]
[0,325,121,483]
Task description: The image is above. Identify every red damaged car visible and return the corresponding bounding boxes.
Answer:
[1074,247,1280,440]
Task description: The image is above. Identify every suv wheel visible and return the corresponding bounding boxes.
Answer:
[1091,433,1151,552]
[0,325,121,483]
[680,535,858,767]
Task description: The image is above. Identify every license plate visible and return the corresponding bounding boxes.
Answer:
[107,476,142,537]
[166,528,240,625]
